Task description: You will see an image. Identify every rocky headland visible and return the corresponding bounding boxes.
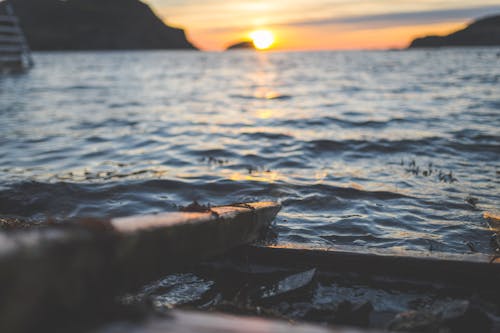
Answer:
[7,0,197,50]
[409,14,500,48]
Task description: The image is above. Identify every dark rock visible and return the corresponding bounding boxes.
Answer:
[388,310,439,332]
[256,268,316,301]
[5,0,197,50]
[436,300,470,322]
[409,15,500,48]
[179,201,212,213]
[335,300,373,327]
[433,300,491,333]
[389,301,492,332]
[303,307,336,323]
[256,297,372,326]
[0,217,40,231]
[226,40,255,50]
[465,196,479,209]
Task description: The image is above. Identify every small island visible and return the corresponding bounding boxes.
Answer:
[226,40,255,51]
[409,14,500,48]
[226,30,275,51]
[9,0,197,50]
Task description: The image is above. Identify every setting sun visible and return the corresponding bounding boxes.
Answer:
[249,30,275,50]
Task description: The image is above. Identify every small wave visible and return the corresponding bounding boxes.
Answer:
[481,100,500,110]
[241,131,293,140]
[451,129,500,142]
[190,149,237,158]
[271,158,309,169]
[100,119,140,127]
[230,93,293,101]
[70,119,139,130]
[0,180,185,221]
[65,85,105,90]
[459,74,500,84]
[0,177,408,223]
[282,184,410,204]
[340,85,362,93]
[302,116,408,129]
[306,136,500,156]
[108,101,143,109]
[308,139,347,152]
[86,136,108,143]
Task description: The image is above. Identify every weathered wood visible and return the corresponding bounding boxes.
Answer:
[0,44,22,52]
[96,310,374,333]
[112,202,281,285]
[231,243,500,289]
[0,25,18,34]
[0,14,17,23]
[0,2,33,70]
[0,34,22,43]
[0,54,22,62]
[0,202,281,333]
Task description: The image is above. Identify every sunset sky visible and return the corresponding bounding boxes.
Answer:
[148,0,500,51]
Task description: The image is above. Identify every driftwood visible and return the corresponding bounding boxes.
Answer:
[232,244,500,288]
[2,201,499,332]
[0,202,281,333]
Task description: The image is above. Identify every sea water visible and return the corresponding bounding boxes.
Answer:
[1,49,499,254]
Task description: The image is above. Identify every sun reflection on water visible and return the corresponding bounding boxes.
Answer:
[256,109,275,119]
[222,169,282,183]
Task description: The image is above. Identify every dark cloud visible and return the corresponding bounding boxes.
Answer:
[287,5,500,28]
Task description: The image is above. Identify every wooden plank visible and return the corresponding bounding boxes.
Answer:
[0,15,18,24]
[96,310,374,333]
[0,54,22,62]
[0,35,22,43]
[0,44,22,52]
[0,202,281,333]
[231,243,500,288]
[0,25,19,34]
[112,202,281,283]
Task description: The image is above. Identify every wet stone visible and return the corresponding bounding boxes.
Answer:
[388,310,440,332]
[121,273,214,310]
[433,300,491,333]
[335,300,373,327]
[303,306,337,323]
[256,268,316,301]
[435,300,470,321]
[388,301,492,333]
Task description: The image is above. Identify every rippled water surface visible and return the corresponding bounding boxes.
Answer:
[1,49,499,254]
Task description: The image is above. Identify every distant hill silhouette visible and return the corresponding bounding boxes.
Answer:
[7,0,197,50]
[226,41,255,51]
[409,14,500,48]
